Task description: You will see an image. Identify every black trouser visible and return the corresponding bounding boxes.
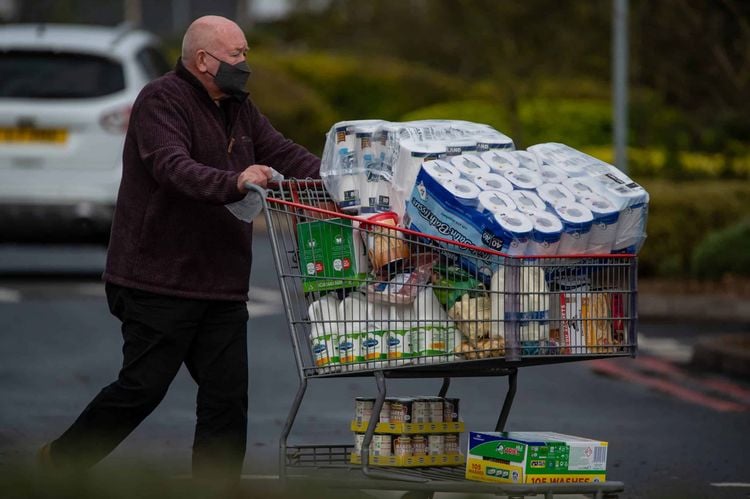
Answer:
[50,283,249,479]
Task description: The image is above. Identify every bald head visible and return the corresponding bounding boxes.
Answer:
[181,15,246,64]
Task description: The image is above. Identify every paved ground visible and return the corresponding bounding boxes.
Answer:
[1,243,749,499]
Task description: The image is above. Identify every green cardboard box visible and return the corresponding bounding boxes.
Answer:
[466,431,608,484]
[297,218,368,293]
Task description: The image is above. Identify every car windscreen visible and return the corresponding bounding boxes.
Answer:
[0,50,125,98]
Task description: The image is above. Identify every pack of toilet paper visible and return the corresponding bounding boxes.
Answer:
[403,161,532,277]
[321,121,647,256]
[321,119,514,219]
[529,142,649,253]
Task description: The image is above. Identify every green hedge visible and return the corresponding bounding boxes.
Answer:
[637,180,750,277]
[247,59,337,153]
[251,50,464,123]
[691,219,750,279]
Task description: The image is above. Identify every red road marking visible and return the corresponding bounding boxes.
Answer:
[633,356,750,404]
[591,360,748,413]
[700,378,750,405]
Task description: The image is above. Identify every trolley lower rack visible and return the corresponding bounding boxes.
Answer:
[284,444,625,499]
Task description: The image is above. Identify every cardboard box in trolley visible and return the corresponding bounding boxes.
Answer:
[465,431,608,484]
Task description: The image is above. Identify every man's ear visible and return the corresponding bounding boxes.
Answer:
[196,50,208,73]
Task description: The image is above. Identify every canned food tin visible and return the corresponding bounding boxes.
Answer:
[394,435,412,457]
[355,397,375,424]
[427,434,445,455]
[372,435,392,457]
[379,400,391,423]
[412,435,427,456]
[412,399,429,423]
[427,397,444,423]
[353,433,365,456]
[443,397,460,423]
[444,434,459,455]
[391,398,413,423]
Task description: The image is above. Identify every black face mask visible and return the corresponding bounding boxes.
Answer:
[205,51,251,101]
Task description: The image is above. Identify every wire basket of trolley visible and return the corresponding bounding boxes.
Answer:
[254,178,637,499]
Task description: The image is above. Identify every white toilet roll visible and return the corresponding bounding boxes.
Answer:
[473,173,514,193]
[554,202,594,255]
[355,124,381,214]
[333,147,361,212]
[538,163,568,184]
[391,139,446,220]
[526,209,563,256]
[509,190,547,215]
[422,159,461,181]
[478,190,517,214]
[556,157,589,178]
[527,143,589,177]
[527,142,566,164]
[491,210,533,255]
[502,167,544,190]
[537,183,577,208]
[379,122,404,175]
[449,154,491,182]
[490,264,550,345]
[517,265,550,348]
[563,177,596,201]
[480,150,520,175]
[580,171,649,252]
[443,178,481,208]
[513,151,541,172]
[580,194,620,254]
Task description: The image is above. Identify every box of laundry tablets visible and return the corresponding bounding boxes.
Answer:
[465,431,608,484]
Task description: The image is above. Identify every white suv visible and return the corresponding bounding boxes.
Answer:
[0,23,169,243]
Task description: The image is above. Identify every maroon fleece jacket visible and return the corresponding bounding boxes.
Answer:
[103,60,320,301]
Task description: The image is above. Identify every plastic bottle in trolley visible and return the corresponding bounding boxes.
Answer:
[337,292,369,370]
[307,294,341,373]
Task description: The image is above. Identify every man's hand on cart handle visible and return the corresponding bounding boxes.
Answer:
[238,164,273,193]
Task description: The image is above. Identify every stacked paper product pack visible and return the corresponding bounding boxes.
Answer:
[320,121,648,261]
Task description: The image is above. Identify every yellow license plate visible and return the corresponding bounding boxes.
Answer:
[0,127,68,144]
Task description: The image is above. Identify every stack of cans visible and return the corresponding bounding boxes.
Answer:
[352,396,462,460]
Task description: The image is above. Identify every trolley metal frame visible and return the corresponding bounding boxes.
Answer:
[254,180,636,498]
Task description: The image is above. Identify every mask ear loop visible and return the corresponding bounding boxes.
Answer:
[202,50,220,78]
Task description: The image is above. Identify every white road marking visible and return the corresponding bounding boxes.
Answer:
[637,333,693,363]
[0,287,21,303]
[710,482,750,488]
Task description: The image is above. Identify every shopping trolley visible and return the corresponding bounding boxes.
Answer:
[256,179,636,498]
